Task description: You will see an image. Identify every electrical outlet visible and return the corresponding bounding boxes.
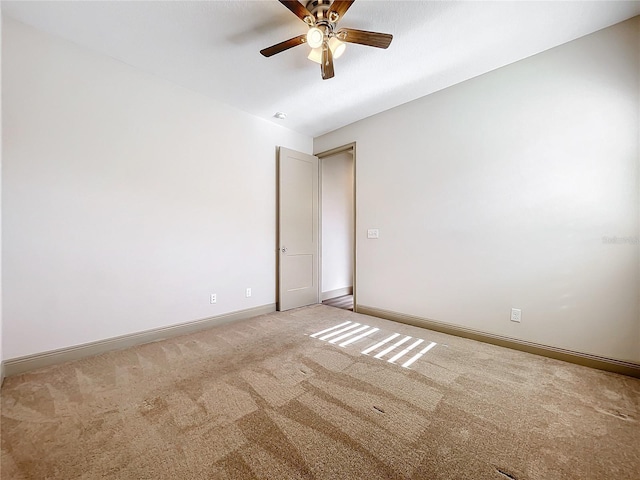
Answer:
[367,229,379,239]
[510,308,522,323]
[210,294,217,304]
[245,288,252,298]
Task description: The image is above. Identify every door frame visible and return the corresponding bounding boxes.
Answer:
[316,142,358,312]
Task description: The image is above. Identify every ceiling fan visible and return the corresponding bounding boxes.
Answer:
[260,0,393,80]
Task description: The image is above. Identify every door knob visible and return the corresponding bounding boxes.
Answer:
[281,246,287,253]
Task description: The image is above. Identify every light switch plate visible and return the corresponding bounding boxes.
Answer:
[367,229,380,239]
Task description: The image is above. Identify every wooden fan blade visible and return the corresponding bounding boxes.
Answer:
[260,34,306,57]
[321,42,335,80]
[279,0,314,24]
[328,0,355,21]
[336,28,393,49]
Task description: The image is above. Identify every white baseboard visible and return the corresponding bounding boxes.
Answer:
[321,286,353,301]
[3,304,276,377]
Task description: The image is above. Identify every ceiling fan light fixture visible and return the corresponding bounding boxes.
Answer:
[306,27,324,49]
[260,0,393,79]
[328,36,346,59]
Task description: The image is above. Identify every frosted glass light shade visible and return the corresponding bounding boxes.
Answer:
[328,37,346,59]
[306,27,324,49]
[307,47,323,64]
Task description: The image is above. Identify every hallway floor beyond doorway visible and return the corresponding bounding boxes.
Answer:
[322,294,353,311]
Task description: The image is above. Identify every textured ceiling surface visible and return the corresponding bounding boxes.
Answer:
[3,1,640,137]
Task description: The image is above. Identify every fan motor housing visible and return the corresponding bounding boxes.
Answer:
[305,0,332,21]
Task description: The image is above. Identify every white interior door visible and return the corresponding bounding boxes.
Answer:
[277,147,319,311]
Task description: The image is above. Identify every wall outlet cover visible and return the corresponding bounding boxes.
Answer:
[510,308,522,322]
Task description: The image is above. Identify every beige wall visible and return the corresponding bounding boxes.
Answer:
[2,18,312,359]
[315,18,640,362]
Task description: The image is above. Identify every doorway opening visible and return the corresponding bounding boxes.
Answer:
[318,144,356,312]
[276,144,356,312]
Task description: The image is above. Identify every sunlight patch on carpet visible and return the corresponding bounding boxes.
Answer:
[308,321,437,369]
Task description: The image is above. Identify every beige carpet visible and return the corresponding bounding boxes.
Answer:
[1,305,639,479]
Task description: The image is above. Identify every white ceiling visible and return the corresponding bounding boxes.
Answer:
[3,1,640,138]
